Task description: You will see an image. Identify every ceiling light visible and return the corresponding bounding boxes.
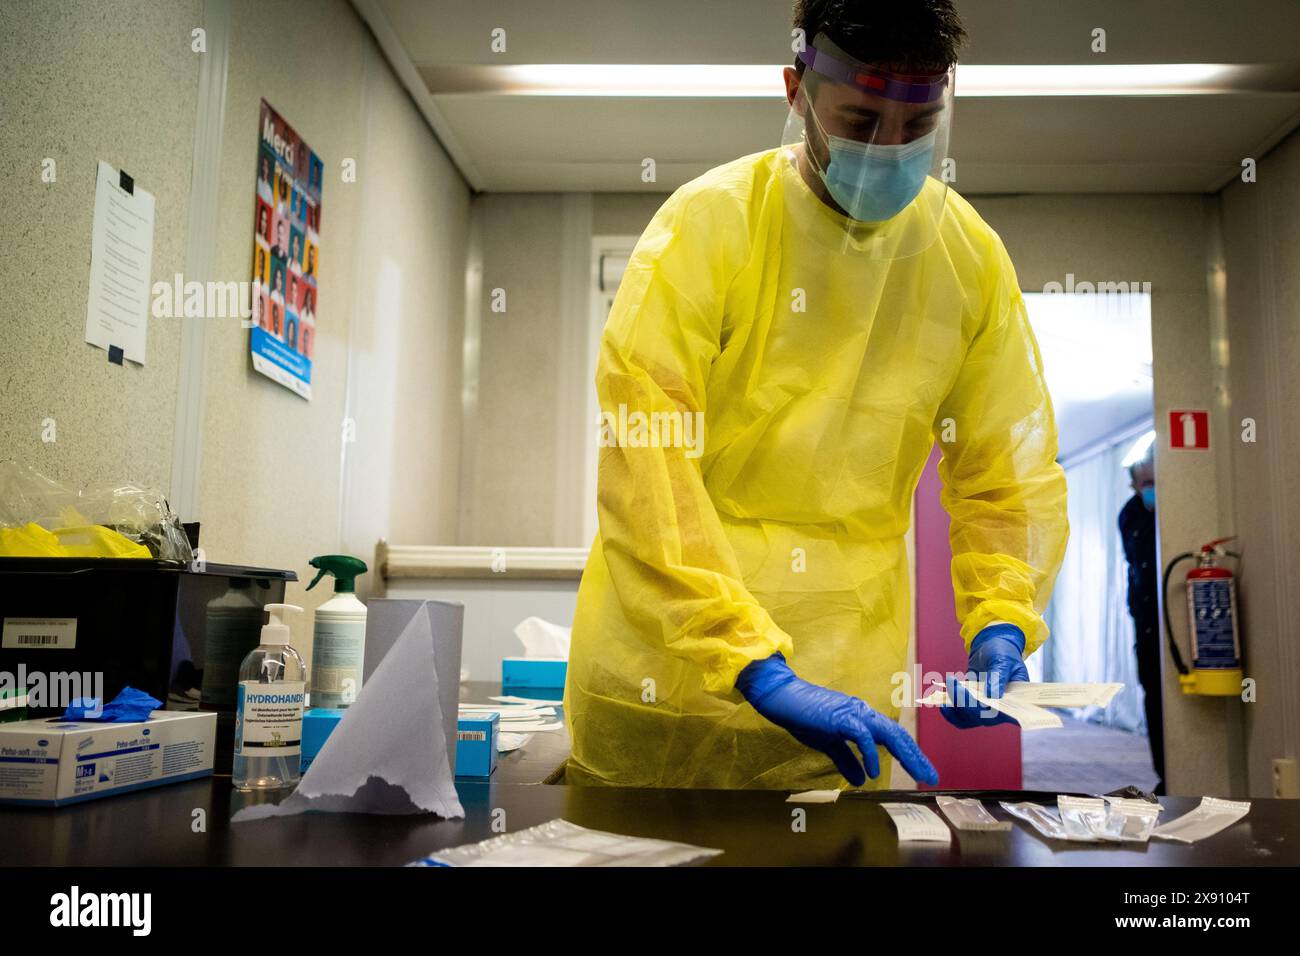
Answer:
[425,62,1251,97]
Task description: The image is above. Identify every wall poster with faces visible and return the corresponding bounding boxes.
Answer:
[250,99,323,399]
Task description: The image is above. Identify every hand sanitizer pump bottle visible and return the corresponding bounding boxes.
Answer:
[233,603,308,791]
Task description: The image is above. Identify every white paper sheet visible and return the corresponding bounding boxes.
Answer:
[232,605,463,821]
[495,720,564,732]
[916,681,1123,715]
[459,704,556,718]
[1004,682,1124,708]
[917,681,1063,730]
[497,732,533,753]
[490,694,564,706]
[85,160,154,364]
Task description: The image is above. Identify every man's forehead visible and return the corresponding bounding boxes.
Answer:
[817,80,941,119]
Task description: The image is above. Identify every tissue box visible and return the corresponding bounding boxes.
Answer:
[0,710,215,806]
[301,707,344,773]
[501,657,567,692]
[455,713,498,778]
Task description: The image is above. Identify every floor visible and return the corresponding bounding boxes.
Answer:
[1021,714,1160,794]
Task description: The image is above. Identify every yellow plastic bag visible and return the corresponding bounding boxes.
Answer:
[0,522,151,559]
[0,461,189,561]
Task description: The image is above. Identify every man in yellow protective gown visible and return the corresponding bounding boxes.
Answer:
[565,1,1069,790]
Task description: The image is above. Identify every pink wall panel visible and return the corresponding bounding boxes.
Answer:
[914,446,1022,790]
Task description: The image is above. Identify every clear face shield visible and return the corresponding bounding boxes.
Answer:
[780,34,955,259]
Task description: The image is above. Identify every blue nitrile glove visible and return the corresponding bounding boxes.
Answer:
[941,623,1030,729]
[63,686,162,722]
[736,653,939,786]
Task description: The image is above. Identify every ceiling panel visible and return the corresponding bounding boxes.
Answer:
[376,0,1300,66]
[356,0,1300,194]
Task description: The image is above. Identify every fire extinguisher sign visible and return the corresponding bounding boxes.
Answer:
[1169,410,1209,449]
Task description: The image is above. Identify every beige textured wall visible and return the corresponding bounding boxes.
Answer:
[462,194,566,546]
[198,0,469,657]
[0,0,201,490]
[593,193,665,236]
[339,40,469,581]
[1221,128,1300,797]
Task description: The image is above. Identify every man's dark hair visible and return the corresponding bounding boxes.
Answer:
[793,0,966,73]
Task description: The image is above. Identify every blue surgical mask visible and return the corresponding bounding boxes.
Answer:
[1141,486,1156,509]
[822,129,937,222]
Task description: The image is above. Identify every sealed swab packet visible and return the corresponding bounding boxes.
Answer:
[408,819,723,867]
[936,795,1012,832]
[1151,797,1250,844]
[999,801,1070,840]
[1058,795,1118,841]
[1103,796,1163,842]
[880,802,952,843]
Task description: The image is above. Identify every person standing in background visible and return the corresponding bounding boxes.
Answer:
[1119,447,1164,794]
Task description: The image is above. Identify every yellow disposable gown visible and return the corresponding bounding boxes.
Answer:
[564,147,1069,790]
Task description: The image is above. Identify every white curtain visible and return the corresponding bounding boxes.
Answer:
[1031,440,1147,731]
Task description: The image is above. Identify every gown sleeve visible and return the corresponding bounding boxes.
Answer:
[932,234,1071,655]
[595,190,795,694]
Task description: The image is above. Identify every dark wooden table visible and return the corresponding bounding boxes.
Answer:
[3,776,1295,867]
[3,680,1294,866]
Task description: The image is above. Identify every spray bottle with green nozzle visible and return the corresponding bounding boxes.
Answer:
[306,554,369,709]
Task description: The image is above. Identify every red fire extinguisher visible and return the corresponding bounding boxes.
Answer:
[1162,537,1243,696]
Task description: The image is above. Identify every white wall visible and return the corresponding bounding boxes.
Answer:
[1220,127,1300,798]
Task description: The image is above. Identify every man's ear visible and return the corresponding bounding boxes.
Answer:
[783,66,806,114]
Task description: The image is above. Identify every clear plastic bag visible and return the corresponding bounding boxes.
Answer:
[936,795,1013,832]
[0,461,192,563]
[999,801,1070,840]
[408,819,723,867]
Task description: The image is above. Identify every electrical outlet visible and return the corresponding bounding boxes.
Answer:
[1272,758,1298,799]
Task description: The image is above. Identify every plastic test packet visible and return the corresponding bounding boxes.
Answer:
[408,819,723,867]
[880,802,952,843]
[1103,796,1163,842]
[1000,801,1070,840]
[935,795,1013,832]
[1001,797,1162,843]
[1059,796,1125,841]
[1151,797,1250,844]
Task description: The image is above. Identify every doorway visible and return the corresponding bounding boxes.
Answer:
[1021,290,1161,793]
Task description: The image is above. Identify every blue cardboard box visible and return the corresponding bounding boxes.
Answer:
[501,657,567,693]
[301,707,344,773]
[456,712,499,778]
